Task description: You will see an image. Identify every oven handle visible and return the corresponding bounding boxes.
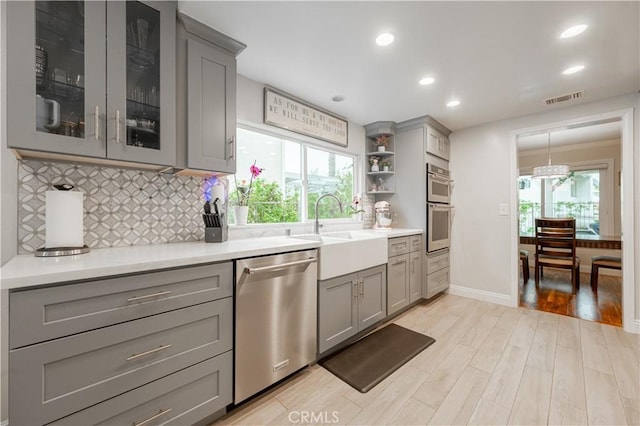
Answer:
[243,258,317,275]
[427,172,453,183]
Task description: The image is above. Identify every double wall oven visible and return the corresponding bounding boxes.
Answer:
[426,164,453,252]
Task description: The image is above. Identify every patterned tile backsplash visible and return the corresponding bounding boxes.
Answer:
[17,160,210,254]
[17,160,376,254]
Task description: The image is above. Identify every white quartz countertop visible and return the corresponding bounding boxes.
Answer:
[0,228,423,290]
[362,228,423,238]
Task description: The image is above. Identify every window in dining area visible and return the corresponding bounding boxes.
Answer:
[519,169,602,236]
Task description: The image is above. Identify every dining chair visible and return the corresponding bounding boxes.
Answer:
[590,255,622,293]
[534,218,580,293]
[520,249,529,282]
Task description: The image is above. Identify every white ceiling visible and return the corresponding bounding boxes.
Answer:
[177,1,640,131]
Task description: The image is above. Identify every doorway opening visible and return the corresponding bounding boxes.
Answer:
[509,110,635,331]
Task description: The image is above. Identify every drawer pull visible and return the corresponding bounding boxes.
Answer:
[127,290,172,302]
[126,344,172,361]
[115,109,121,144]
[133,408,173,426]
[94,105,99,140]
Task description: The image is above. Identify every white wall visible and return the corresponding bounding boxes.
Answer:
[449,93,639,331]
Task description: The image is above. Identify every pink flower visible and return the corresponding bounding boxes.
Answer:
[250,164,263,178]
[234,161,264,207]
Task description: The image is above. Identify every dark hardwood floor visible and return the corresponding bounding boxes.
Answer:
[519,267,622,327]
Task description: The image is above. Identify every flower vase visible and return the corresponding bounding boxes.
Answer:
[383,166,389,172]
[377,146,386,152]
[234,206,249,225]
[371,163,379,172]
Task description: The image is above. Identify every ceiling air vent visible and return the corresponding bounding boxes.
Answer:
[545,91,584,105]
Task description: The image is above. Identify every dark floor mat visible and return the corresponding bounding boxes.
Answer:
[319,323,436,393]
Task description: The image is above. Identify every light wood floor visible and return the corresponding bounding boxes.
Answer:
[214,294,640,426]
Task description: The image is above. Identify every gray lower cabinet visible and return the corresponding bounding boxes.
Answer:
[52,352,232,426]
[387,253,410,315]
[177,13,246,173]
[425,249,450,299]
[318,264,387,354]
[8,262,233,426]
[388,234,423,314]
[409,250,423,302]
[9,262,232,349]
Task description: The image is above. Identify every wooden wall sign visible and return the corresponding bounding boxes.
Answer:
[264,87,348,147]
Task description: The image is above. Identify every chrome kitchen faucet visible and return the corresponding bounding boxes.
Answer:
[314,193,343,234]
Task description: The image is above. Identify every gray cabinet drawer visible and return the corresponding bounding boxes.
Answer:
[52,351,233,426]
[426,251,449,274]
[425,267,450,299]
[10,262,232,349]
[409,235,422,252]
[388,237,410,256]
[9,298,232,426]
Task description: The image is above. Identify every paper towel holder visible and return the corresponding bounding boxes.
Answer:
[35,245,91,257]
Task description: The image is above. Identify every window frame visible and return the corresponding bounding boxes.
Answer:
[235,122,360,225]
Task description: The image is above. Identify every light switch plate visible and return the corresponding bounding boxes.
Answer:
[499,203,508,216]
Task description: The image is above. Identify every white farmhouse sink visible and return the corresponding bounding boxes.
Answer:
[289,232,388,280]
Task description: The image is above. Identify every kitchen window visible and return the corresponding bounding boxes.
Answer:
[231,126,355,224]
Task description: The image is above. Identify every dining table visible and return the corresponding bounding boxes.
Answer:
[519,233,622,250]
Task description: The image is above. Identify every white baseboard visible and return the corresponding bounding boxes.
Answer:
[624,319,640,334]
[448,285,513,307]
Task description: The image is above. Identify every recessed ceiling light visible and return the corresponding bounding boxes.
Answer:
[560,24,588,39]
[562,65,585,75]
[447,100,460,107]
[332,95,345,102]
[419,77,435,86]
[375,33,394,46]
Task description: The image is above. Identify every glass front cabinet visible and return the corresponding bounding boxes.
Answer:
[7,1,176,166]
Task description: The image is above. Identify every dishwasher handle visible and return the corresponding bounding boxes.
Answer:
[243,257,317,275]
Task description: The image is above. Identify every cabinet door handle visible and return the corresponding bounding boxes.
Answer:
[94,105,99,141]
[353,282,358,299]
[228,136,235,160]
[133,408,173,426]
[115,109,121,144]
[126,344,172,361]
[127,290,173,302]
[359,279,364,297]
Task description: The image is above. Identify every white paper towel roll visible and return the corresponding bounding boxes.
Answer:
[46,191,84,248]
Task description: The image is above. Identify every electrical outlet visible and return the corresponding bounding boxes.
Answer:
[499,203,508,216]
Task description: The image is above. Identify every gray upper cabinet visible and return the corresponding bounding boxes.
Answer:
[177,13,246,174]
[106,1,176,165]
[7,1,106,158]
[6,1,176,167]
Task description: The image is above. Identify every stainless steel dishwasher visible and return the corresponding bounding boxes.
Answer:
[234,249,318,403]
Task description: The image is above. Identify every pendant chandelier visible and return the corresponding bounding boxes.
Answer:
[532,132,569,179]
